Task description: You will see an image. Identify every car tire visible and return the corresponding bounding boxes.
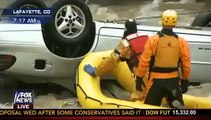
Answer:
[191,12,211,27]
[6,0,47,9]
[46,0,93,45]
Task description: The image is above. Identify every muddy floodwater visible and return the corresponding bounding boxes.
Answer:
[88,0,210,26]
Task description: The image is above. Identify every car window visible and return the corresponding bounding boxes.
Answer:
[94,27,154,52]
[95,27,123,52]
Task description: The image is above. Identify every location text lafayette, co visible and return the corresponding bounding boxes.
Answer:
[12,9,51,15]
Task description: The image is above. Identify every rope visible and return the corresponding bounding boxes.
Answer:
[99,9,211,23]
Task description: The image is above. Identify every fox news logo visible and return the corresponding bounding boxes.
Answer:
[13,90,34,109]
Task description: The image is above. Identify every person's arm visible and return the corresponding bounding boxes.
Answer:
[136,36,154,77]
[179,37,191,93]
[179,37,191,80]
[84,39,129,77]
[135,36,156,91]
[114,39,131,61]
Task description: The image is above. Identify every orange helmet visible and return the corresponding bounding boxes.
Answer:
[161,9,178,27]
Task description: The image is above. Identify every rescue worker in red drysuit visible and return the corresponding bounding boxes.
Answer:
[84,19,148,101]
[136,9,191,108]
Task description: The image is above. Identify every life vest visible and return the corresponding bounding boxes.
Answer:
[150,32,180,73]
[125,33,149,72]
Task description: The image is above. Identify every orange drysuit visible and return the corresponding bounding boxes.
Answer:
[136,29,191,106]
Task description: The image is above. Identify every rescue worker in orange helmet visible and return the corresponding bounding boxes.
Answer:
[136,9,191,108]
[84,19,149,101]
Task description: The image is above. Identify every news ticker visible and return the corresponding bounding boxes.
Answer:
[1,9,52,24]
[0,109,211,116]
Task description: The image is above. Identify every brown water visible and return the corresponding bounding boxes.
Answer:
[88,0,210,26]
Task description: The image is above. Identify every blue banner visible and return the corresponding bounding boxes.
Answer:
[4,17,52,24]
[2,9,52,16]
[1,9,53,24]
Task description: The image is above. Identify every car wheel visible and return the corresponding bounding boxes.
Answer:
[46,0,93,45]
[6,0,47,9]
[191,12,211,27]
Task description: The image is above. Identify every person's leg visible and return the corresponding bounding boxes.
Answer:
[165,77,184,108]
[144,79,165,106]
[130,72,149,102]
[84,52,120,77]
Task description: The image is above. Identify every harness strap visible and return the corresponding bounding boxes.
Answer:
[114,49,120,55]
[151,67,179,73]
[114,49,131,62]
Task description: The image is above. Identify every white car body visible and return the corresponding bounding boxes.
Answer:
[1,21,211,81]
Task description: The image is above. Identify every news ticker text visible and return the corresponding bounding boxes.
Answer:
[0,109,210,116]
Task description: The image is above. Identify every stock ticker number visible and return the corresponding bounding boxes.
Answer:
[172,109,197,116]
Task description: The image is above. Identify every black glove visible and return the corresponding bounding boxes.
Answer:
[136,76,145,91]
[180,80,189,93]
